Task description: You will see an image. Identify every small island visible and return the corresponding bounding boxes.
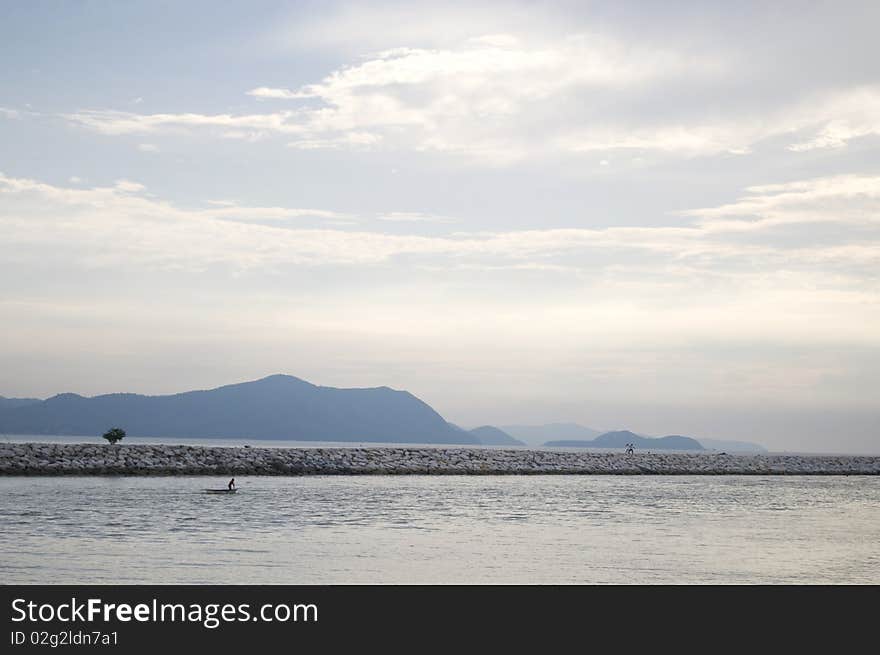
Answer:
[544,430,704,451]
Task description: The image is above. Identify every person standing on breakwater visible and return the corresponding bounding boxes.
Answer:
[228,477,235,490]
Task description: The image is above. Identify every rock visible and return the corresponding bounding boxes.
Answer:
[0,443,878,476]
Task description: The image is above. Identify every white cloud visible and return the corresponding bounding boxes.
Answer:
[685,174,880,231]
[246,34,709,162]
[203,205,352,222]
[64,109,301,136]
[113,179,146,193]
[287,131,382,150]
[0,172,876,274]
[376,212,457,223]
[562,123,763,156]
[787,86,880,151]
[137,143,160,152]
[3,171,879,425]
[288,35,688,95]
[561,86,880,157]
[247,87,303,100]
[60,11,880,164]
[65,34,723,162]
[263,3,566,52]
[468,34,521,48]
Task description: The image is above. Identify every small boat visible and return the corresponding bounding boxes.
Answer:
[204,488,237,494]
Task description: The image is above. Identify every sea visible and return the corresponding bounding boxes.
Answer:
[1,463,878,584]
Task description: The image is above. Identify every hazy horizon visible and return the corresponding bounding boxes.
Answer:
[1,372,877,454]
[2,2,878,454]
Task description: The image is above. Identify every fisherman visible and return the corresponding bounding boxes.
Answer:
[228,477,235,490]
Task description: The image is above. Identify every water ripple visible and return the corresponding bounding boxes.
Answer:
[0,475,878,584]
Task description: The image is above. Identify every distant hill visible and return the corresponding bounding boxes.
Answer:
[500,423,602,446]
[0,375,478,444]
[468,425,525,446]
[697,438,767,453]
[0,396,41,411]
[545,430,704,451]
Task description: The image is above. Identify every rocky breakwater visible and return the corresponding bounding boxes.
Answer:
[1,443,879,475]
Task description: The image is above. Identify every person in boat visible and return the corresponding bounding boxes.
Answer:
[228,477,235,490]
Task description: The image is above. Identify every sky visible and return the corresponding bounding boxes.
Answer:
[1,1,878,453]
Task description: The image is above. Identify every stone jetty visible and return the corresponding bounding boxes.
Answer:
[1,443,878,475]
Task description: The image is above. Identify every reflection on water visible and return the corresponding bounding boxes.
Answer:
[0,475,877,583]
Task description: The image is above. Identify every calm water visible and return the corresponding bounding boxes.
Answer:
[1,475,878,584]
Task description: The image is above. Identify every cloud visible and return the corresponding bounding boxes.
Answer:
[0,172,876,276]
[64,109,300,137]
[562,123,764,156]
[684,174,880,231]
[0,172,352,241]
[246,34,710,162]
[65,44,880,164]
[287,35,691,96]
[64,34,726,163]
[787,86,880,151]
[247,87,303,100]
[137,143,160,152]
[3,171,879,423]
[113,179,146,193]
[202,205,352,223]
[57,5,880,165]
[561,86,880,157]
[376,212,457,223]
[287,131,382,150]
[468,34,521,48]
[263,2,566,52]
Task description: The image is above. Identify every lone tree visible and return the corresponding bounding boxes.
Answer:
[102,427,126,445]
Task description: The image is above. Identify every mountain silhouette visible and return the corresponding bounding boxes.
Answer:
[0,375,478,444]
[697,438,767,453]
[501,423,601,445]
[0,396,40,411]
[468,425,525,446]
[545,429,704,450]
